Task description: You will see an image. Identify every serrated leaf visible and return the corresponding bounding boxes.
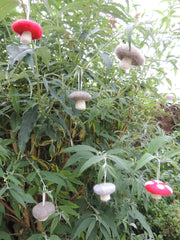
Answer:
[73,218,95,239]
[23,54,34,71]
[0,231,12,240]
[37,46,51,67]
[131,207,154,238]
[18,104,39,154]
[23,193,37,204]
[108,155,130,171]
[147,136,171,154]
[0,202,5,214]
[0,145,9,158]
[134,153,154,172]
[9,189,26,208]
[0,187,7,198]
[86,220,96,240]
[0,0,18,20]
[50,217,59,234]
[41,171,66,186]
[26,234,44,240]
[62,145,98,154]
[10,112,21,131]
[0,168,4,177]
[100,53,112,75]
[7,45,35,68]
[49,235,62,240]
[79,155,104,174]
[60,206,79,217]
[9,86,20,114]
[64,151,94,168]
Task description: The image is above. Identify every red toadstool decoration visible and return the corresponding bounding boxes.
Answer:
[145,180,173,200]
[12,19,43,44]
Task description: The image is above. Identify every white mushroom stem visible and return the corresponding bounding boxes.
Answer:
[20,31,32,44]
[100,194,111,202]
[151,194,162,200]
[75,100,86,110]
[120,57,132,70]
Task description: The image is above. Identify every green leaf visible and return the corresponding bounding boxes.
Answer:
[36,46,51,67]
[7,45,35,68]
[18,104,39,154]
[64,151,94,168]
[50,217,59,234]
[0,0,18,20]
[9,86,20,114]
[108,155,130,171]
[59,205,79,217]
[131,207,154,239]
[0,231,12,240]
[9,189,26,208]
[86,220,96,240]
[49,235,62,240]
[41,171,66,186]
[0,168,4,177]
[73,218,95,239]
[0,145,9,158]
[0,187,7,198]
[100,53,112,75]
[134,153,154,172]
[147,136,171,155]
[79,155,104,174]
[62,145,98,154]
[26,234,44,240]
[22,193,37,204]
[0,202,5,214]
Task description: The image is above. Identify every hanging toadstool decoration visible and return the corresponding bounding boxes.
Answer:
[145,158,173,199]
[12,19,43,44]
[93,182,116,202]
[68,91,92,110]
[115,44,144,70]
[32,192,55,221]
[93,155,116,202]
[145,180,173,200]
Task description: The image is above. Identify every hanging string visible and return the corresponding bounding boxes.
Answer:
[80,68,83,91]
[78,70,80,91]
[103,157,107,183]
[42,186,46,206]
[26,0,30,20]
[157,159,161,181]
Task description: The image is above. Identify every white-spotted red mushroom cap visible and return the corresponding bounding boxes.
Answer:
[32,201,55,221]
[68,91,92,110]
[145,180,173,197]
[115,44,145,70]
[93,182,116,202]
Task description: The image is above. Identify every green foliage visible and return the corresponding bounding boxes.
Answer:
[0,0,179,239]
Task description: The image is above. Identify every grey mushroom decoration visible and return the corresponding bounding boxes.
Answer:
[93,182,116,202]
[32,201,55,221]
[68,91,92,110]
[115,44,145,70]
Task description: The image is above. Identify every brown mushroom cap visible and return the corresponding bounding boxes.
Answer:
[32,201,55,221]
[68,91,92,101]
[115,44,145,66]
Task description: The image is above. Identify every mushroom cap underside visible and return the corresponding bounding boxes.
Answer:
[93,182,116,195]
[12,19,43,40]
[32,201,55,220]
[69,91,92,101]
[145,180,173,195]
[115,44,144,66]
